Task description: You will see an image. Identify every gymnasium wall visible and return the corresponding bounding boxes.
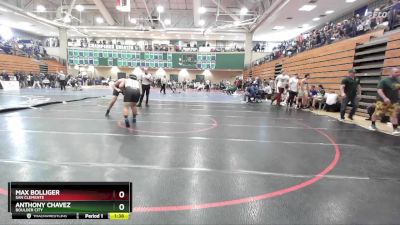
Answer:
[244,30,386,93]
[45,59,67,73]
[383,32,400,75]
[68,66,241,83]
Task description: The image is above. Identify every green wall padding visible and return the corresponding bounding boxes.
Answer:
[215,54,245,70]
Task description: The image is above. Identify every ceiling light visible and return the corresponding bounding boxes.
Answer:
[299,5,317,11]
[0,25,13,41]
[199,19,205,26]
[63,16,71,23]
[302,24,310,28]
[199,7,206,14]
[220,35,224,38]
[164,18,171,25]
[240,7,248,15]
[130,18,137,24]
[36,5,46,12]
[313,17,320,21]
[272,26,284,30]
[96,17,104,24]
[325,10,334,14]
[234,20,240,26]
[156,5,164,13]
[18,22,32,27]
[92,32,97,34]
[75,5,84,12]
[346,0,357,2]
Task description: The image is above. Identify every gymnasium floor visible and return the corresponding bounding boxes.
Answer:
[0,88,399,224]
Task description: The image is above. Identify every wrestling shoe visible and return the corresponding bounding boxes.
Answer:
[125,118,130,128]
[368,124,378,131]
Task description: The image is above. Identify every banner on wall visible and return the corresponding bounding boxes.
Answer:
[0,81,20,90]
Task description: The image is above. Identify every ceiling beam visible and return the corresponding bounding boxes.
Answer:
[67,0,77,15]
[250,0,290,32]
[193,0,200,27]
[92,0,116,25]
[142,0,154,26]
[23,0,33,9]
[210,0,240,22]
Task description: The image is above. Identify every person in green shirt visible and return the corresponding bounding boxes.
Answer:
[340,69,361,121]
[369,67,400,135]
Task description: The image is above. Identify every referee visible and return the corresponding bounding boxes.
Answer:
[137,68,153,107]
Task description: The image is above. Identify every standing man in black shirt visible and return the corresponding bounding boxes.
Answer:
[340,69,361,121]
[137,68,153,107]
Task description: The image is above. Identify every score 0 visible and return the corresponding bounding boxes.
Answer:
[118,190,125,199]
[115,190,129,212]
[118,190,125,211]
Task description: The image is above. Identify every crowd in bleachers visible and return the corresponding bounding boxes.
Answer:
[257,0,400,65]
[69,38,245,53]
[0,70,105,89]
[0,38,48,59]
[239,75,340,113]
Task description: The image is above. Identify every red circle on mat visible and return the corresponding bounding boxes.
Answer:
[131,122,341,212]
[0,122,340,213]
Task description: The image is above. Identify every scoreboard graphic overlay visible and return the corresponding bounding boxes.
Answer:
[8,182,132,220]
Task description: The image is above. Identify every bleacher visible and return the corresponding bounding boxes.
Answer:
[243,28,400,117]
[0,54,66,75]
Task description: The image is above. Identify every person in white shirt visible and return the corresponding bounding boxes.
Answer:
[170,80,177,93]
[263,83,273,100]
[205,80,211,92]
[269,77,275,93]
[325,92,338,106]
[324,92,339,112]
[113,74,142,128]
[58,71,66,91]
[137,68,153,107]
[271,72,290,106]
[287,74,299,108]
[160,75,167,95]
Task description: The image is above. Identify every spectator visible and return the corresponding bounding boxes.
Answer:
[58,71,67,91]
[287,74,299,108]
[324,92,340,112]
[389,0,400,29]
[311,85,326,110]
[256,1,396,66]
[340,69,361,121]
[32,74,41,88]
